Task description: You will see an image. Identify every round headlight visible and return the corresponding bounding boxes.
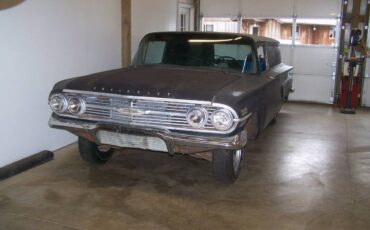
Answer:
[186,107,208,128]
[211,109,233,131]
[67,97,86,115]
[49,94,67,113]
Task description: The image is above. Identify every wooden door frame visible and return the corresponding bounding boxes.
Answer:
[122,0,131,68]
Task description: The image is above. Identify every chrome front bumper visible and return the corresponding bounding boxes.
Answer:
[49,115,247,154]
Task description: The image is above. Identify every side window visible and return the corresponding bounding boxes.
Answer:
[257,44,269,72]
[214,44,255,72]
[214,44,251,60]
[144,41,166,64]
[267,45,281,68]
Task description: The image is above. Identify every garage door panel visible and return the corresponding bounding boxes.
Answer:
[290,74,332,103]
[280,45,294,66]
[296,0,341,18]
[293,46,337,76]
[200,0,240,17]
[201,0,294,18]
[362,59,370,107]
[241,0,294,18]
[201,0,341,18]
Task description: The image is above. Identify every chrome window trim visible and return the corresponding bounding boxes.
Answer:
[58,89,246,134]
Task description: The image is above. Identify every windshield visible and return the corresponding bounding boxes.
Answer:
[133,33,257,73]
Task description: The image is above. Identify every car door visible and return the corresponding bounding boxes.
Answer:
[257,43,282,128]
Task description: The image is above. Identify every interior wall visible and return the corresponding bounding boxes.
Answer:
[0,0,122,167]
[131,0,177,59]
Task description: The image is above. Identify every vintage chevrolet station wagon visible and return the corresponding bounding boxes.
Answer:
[48,32,293,184]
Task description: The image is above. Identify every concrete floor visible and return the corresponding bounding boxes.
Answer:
[1,103,370,230]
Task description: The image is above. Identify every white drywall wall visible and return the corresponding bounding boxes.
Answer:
[131,0,177,59]
[0,0,121,167]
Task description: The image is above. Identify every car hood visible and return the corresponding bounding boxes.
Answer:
[53,65,242,101]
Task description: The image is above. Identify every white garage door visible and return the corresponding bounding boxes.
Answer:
[201,0,341,18]
[200,0,342,104]
[362,59,370,107]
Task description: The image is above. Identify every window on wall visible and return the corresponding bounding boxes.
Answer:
[180,14,187,31]
[178,4,194,32]
[295,26,300,40]
[295,18,338,46]
[204,24,214,32]
[242,18,293,45]
[202,18,239,33]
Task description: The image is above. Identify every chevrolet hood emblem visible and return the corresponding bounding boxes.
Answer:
[115,107,146,116]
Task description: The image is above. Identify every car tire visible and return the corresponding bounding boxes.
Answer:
[270,115,277,125]
[212,148,244,184]
[78,137,114,165]
[246,112,260,140]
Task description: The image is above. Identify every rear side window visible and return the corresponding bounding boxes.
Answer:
[214,44,252,60]
[257,44,268,72]
[144,41,166,64]
[256,44,281,72]
[267,45,281,68]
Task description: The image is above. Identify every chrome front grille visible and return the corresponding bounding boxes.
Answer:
[63,90,238,134]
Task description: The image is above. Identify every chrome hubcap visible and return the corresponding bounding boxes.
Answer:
[233,149,242,173]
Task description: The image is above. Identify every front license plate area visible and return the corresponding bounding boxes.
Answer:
[96,130,168,152]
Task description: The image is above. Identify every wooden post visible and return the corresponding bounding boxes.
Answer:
[122,0,131,68]
[193,0,201,31]
[0,0,24,10]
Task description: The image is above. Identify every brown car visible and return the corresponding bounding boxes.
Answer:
[48,32,293,184]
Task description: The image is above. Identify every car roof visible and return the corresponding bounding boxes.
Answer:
[146,31,279,45]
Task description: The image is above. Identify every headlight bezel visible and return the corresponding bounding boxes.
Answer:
[49,94,86,116]
[49,94,68,114]
[211,109,234,131]
[67,96,86,115]
[186,106,209,129]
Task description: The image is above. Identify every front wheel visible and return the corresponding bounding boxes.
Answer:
[78,137,114,165]
[212,148,245,184]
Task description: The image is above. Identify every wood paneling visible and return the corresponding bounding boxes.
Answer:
[0,0,24,10]
[122,0,131,67]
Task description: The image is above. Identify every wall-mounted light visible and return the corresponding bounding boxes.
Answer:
[313,26,317,31]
